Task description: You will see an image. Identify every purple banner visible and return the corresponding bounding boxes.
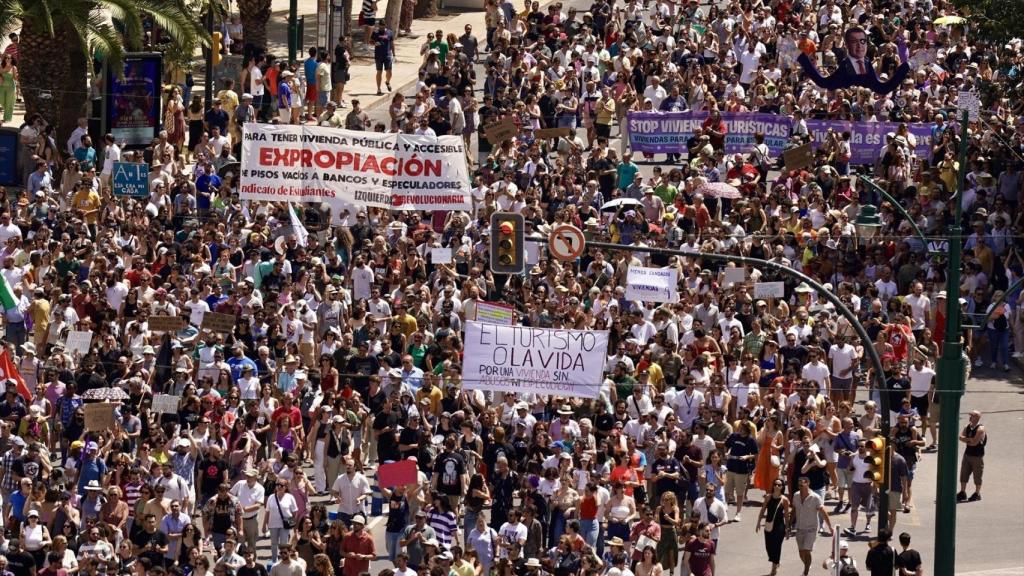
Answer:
[626,111,932,166]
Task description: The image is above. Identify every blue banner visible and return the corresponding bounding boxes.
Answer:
[0,129,17,187]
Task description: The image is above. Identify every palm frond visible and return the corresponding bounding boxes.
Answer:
[122,0,210,48]
[71,11,127,72]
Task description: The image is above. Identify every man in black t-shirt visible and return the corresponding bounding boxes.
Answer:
[198,445,229,506]
[432,436,467,514]
[131,513,169,568]
[895,532,922,576]
[373,394,401,463]
[4,539,35,576]
[650,443,683,505]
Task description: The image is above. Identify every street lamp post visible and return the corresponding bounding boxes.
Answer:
[933,109,970,576]
[856,174,932,251]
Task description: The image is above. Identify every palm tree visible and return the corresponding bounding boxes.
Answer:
[236,0,271,54]
[0,0,204,141]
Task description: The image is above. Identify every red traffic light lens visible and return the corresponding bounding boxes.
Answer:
[499,222,514,235]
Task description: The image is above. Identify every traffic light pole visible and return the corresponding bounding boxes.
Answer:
[204,9,215,113]
[575,240,892,529]
[933,110,969,576]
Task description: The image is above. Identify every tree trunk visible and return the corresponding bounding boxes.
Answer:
[238,0,273,55]
[414,0,437,19]
[19,21,77,142]
[342,0,353,39]
[384,0,402,34]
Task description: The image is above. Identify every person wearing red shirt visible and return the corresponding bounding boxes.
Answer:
[271,394,302,428]
[701,108,727,151]
[683,524,717,576]
[342,514,376,576]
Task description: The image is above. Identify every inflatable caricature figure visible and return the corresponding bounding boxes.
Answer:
[797,26,910,94]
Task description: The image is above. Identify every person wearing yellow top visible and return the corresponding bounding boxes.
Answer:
[70,182,102,226]
[392,304,419,339]
[414,377,443,418]
[27,289,49,350]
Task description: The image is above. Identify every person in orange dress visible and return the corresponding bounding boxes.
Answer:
[753,414,784,492]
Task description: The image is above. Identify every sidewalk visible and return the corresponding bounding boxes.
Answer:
[264,0,492,111]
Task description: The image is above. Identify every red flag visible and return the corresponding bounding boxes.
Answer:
[0,350,31,404]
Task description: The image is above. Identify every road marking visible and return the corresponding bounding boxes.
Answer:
[957,568,1024,576]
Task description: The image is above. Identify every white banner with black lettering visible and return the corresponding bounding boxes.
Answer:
[240,123,472,211]
[625,266,679,303]
[462,322,609,398]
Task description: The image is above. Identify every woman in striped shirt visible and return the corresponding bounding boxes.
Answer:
[427,493,459,550]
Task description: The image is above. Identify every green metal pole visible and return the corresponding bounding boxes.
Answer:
[856,174,930,250]
[934,110,969,576]
[288,0,298,63]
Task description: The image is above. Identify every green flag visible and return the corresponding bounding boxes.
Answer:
[0,275,17,310]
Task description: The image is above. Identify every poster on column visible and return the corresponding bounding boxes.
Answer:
[239,123,472,212]
[462,322,609,399]
[625,266,679,303]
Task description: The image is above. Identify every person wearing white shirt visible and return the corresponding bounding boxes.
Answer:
[908,354,936,446]
[100,134,121,189]
[331,458,372,523]
[642,76,668,110]
[66,118,89,156]
[351,258,375,301]
[828,337,858,404]
[693,482,729,541]
[264,480,298,563]
[230,469,266,553]
[672,381,704,429]
[904,283,931,337]
[801,349,831,392]
[624,386,654,420]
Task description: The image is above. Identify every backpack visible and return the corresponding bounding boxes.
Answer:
[838,558,859,576]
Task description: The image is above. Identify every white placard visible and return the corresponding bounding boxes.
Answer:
[240,123,472,211]
[625,266,679,303]
[64,330,94,358]
[958,91,980,122]
[430,247,452,264]
[723,267,746,288]
[152,394,181,414]
[753,281,785,299]
[462,321,609,399]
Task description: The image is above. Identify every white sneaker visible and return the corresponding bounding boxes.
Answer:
[974,358,983,367]
[990,362,997,369]
[734,513,742,522]
[1004,364,1011,372]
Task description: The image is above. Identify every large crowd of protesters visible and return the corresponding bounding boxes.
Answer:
[0,0,1018,574]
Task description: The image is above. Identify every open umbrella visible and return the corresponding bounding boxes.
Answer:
[82,387,130,401]
[600,198,644,211]
[697,181,742,199]
[933,15,966,25]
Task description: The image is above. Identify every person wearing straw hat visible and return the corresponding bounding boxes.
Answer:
[230,468,265,554]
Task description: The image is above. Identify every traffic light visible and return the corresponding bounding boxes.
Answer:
[490,212,525,275]
[212,31,223,66]
[864,437,887,488]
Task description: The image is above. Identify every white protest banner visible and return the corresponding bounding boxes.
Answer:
[430,247,452,264]
[240,123,472,211]
[625,266,679,303]
[723,267,746,288]
[64,330,93,357]
[753,281,786,299]
[462,321,609,399]
[152,394,181,414]
[474,302,515,326]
